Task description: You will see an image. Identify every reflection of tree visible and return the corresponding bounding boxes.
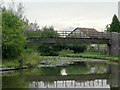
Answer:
[2,75,28,88]
[22,62,109,76]
[87,62,108,74]
[39,67,61,76]
[65,62,90,75]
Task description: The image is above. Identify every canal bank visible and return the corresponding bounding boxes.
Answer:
[0,56,118,72]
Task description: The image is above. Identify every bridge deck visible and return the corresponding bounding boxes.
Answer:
[27,38,110,44]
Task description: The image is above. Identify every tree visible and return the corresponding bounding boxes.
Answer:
[2,6,27,58]
[107,14,120,32]
[37,26,59,56]
[40,26,59,38]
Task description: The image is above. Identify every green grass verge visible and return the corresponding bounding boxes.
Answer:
[65,52,119,60]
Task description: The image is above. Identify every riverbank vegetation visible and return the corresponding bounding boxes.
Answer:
[2,52,41,68]
[1,51,119,68]
[1,2,41,67]
[59,51,119,61]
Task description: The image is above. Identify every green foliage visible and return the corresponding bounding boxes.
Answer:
[2,51,41,68]
[21,52,41,67]
[107,14,120,32]
[25,48,34,54]
[38,43,88,56]
[64,43,88,53]
[38,43,59,56]
[58,49,74,56]
[2,7,27,58]
[37,26,60,56]
[41,26,59,38]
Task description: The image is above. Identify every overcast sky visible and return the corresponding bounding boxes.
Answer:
[3,0,120,2]
[2,0,119,31]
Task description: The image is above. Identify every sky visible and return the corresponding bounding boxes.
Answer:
[3,0,120,2]
[2,0,119,31]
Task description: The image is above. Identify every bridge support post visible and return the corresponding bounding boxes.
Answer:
[107,44,111,56]
[107,32,120,56]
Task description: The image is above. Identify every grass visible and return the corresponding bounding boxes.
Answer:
[65,52,119,61]
[2,59,19,67]
[1,52,41,68]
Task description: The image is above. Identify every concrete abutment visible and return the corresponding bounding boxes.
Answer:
[107,32,120,56]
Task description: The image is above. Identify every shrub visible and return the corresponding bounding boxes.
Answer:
[58,49,74,56]
[25,48,34,54]
[65,44,88,53]
[38,44,59,56]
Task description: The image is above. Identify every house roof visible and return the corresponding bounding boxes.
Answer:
[72,27,98,33]
[68,27,106,38]
[68,27,98,35]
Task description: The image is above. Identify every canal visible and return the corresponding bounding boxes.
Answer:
[1,58,119,89]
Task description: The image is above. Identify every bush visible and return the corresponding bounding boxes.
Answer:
[58,49,74,56]
[20,52,41,67]
[25,48,34,54]
[38,44,60,56]
[65,44,88,53]
[37,43,88,56]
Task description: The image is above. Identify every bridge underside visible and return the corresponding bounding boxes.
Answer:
[28,38,110,44]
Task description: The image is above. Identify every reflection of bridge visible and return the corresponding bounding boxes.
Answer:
[26,74,110,88]
[25,31,120,56]
[25,74,110,81]
[28,79,109,88]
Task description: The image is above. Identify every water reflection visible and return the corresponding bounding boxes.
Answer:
[91,67,96,73]
[61,69,67,75]
[1,61,119,89]
[28,79,110,88]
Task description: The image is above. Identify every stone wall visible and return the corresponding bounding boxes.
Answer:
[107,32,120,56]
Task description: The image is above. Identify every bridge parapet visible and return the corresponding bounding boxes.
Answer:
[25,31,110,39]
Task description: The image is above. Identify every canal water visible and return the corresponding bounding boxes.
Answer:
[1,60,119,89]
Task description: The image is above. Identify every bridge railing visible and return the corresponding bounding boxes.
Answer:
[24,31,112,39]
